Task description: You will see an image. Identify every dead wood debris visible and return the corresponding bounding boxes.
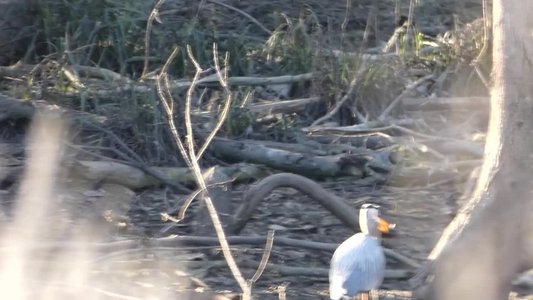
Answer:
[0,234,419,270]
[0,16,496,297]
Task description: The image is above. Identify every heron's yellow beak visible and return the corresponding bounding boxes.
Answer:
[377,217,395,233]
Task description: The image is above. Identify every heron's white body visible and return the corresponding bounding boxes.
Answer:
[329,233,385,299]
[329,204,388,300]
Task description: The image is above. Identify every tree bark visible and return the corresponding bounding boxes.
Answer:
[415,0,533,299]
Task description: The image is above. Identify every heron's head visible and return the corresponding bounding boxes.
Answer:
[359,203,395,238]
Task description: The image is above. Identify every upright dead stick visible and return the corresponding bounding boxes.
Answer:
[158,45,251,299]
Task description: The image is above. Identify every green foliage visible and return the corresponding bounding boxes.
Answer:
[314,52,405,120]
[263,12,320,74]
[224,109,254,137]
[34,0,266,78]
[37,0,150,73]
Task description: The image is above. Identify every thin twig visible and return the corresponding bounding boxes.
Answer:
[196,44,233,160]
[184,45,201,159]
[472,0,491,67]
[361,5,376,49]
[165,177,237,224]
[341,0,352,32]
[311,61,366,126]
[170,189,203,222]
[378,74,434,121]
[77,118,144,164]
[249,230,275,284]
[469,0,491,90]
[156,47,193,168]
[406,0,417,55]
[142,0,166,78]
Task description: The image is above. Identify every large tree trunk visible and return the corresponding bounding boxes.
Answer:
[414,0,533,299]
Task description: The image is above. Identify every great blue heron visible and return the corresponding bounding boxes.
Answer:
[329,203,395,300]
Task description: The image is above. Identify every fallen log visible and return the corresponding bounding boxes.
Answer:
[0,94,35,122]
[209,137,395,178]
[194,97,320,117]
[0,234,416,268]
[402,96,489,111]
[424,140,484,158]
[308,134,395,150]
[0,63,314,96]
[303,118,418,134]
[72,160,266,189]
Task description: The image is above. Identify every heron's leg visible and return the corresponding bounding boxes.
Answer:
[369,290,379,300]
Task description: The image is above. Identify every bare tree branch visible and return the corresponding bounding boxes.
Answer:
[158,45,252,299]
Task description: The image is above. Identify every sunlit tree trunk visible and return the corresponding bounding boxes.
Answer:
[418,0,533,299]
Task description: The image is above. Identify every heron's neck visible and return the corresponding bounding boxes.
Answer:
[360,212,380,238]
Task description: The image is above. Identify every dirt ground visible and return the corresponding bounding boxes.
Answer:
[124,175,533,300]
[128,181,432,298]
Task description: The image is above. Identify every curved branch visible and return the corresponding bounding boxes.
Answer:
[230,173,361,234]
